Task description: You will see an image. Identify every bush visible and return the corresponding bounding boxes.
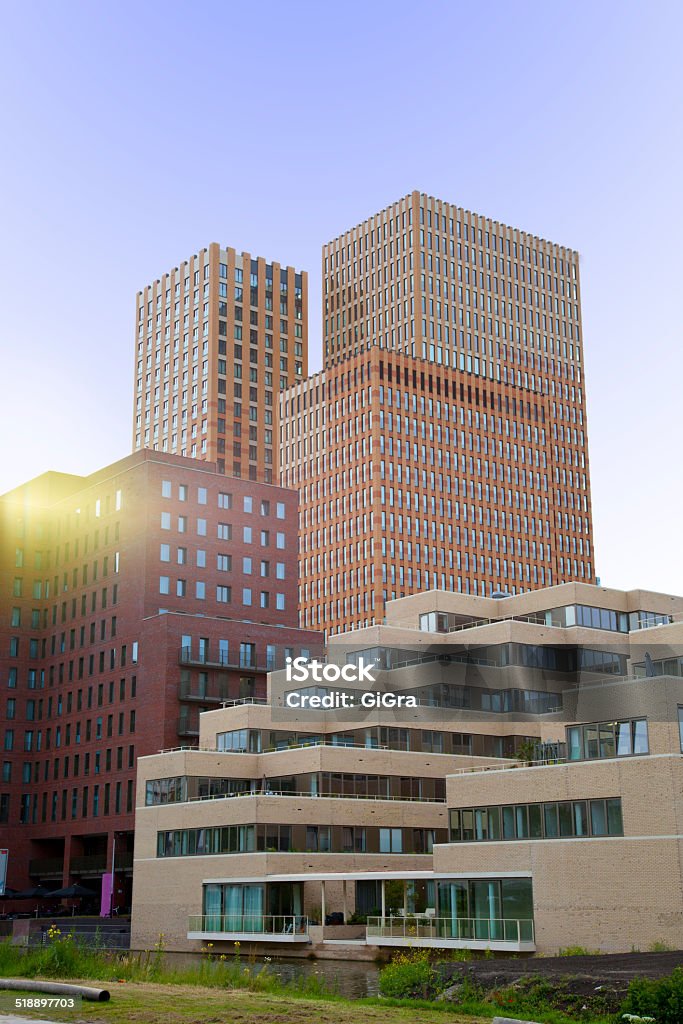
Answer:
[378,949,442,1000]
[621,967,683,1024]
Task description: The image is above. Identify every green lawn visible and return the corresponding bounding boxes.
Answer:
[0,982,488,1024]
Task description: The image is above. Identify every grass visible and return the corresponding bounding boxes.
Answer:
[0,981,489,1024]
[0,938,619,1024]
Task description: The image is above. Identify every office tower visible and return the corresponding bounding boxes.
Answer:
[281,191,594,635]
[0,450,320,906]
[130,582,683,956]
[132,243,308,484]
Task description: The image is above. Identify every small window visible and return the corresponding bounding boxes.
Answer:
[161,480,172,498]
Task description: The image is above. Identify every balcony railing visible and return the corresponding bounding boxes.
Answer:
[70,854,107,875]
[187,914,309,942]
[114,851,134,871]
[366,916,535,950]
[179,682,230,703]
[177,717,200,736]
[28,858,64,877]
[179,647,272,672]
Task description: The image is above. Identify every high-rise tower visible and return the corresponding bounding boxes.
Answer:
[133,243,307,484]
[281,191,594,635]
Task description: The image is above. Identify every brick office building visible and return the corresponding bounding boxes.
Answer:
[0,449,320,906]
[132,242,308,483]
[281,191,594,636]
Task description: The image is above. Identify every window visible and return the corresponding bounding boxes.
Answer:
[243,557,252,574]
[243,588,252,606]
[198,487,207,505]
[197,518,207,536]
[276,562,286,579]
[161,480,172,498]
[160,543,170,561]
[178,516,187,532]
[243,527,252,543]
[379,828,403,853]
[260,592,269,608]
[159,576,170,595]
[195,582,206,600]
[217,554,232,572]
[178,484,188,501]
[567,718,649,761]
[276,502,286,519]
[218,523,232,540]
[176,579,187,597]
[218,492,232,509]
[276,593,285,611]
[276,532,286,549]
[244,496,253,513]
[216,586,231,603]
[160,512,171,530]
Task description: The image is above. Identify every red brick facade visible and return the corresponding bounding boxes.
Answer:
[0,450,320,905]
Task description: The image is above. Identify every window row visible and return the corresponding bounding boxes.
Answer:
[157,823,447,857]
[448,798,623,842]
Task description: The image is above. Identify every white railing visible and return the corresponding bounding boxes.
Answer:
[188,914,308,936]
[151,789,446,805]
[366,915,534,944]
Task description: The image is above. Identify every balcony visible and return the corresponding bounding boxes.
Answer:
[177,717,200,737]
[70,854,107,875]
[28,858,64,878]
[179,647,272,672]
[187,914,309,943]
[366,916,535,952]
[179,681,230,704]
[114,852,134,872]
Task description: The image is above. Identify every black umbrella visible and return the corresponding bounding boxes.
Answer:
[48,884,97,898]
[14,886,53,899]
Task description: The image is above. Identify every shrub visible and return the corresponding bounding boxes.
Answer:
[621,967,683,1024]
[378,949,442,1000]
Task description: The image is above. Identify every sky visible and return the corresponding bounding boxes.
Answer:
[0,0,681,595]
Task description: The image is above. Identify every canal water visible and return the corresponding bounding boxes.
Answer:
[164,952,382,998]
[268,956,381,997]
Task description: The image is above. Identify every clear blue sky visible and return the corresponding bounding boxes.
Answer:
[1,0,681,595]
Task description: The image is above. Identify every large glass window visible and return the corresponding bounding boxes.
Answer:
[450,797,623,842]
[567,718,648,761]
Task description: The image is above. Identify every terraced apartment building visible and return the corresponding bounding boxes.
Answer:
[131,582,682,956]
[281,191,594,635]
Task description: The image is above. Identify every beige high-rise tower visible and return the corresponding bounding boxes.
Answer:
[132,243,308,484]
